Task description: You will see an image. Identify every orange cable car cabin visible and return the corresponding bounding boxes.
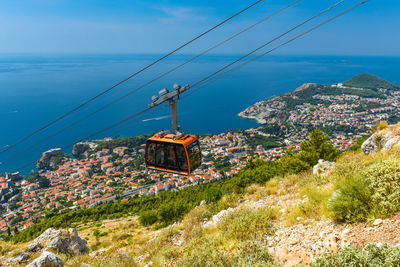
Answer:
[145,132,201,175]
[145,83,202,175]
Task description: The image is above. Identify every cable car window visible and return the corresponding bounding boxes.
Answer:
[187,141,201,172]
[147,142,156,165]
[176,145,188,172]
[165,143,178,170]
[155,143,165,166]
[146,140,191,174]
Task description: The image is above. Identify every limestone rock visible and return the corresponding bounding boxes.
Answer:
[26,251,64,267]
[34,228,64,245]
[373,218,383,226]
[383,137,398,151]
[33,228,89,256]
[47,237,70,254]
[361,130,400,155]
[361,134,378,155]
[204,207,235,228]
[68,228,90,255]
[274,246,289,261]
[26,242,42,252]
[327,189,340,211]
[323,233,339,253]
[37,148,63,170]
[313,159,335,176]
[8,252,30,264]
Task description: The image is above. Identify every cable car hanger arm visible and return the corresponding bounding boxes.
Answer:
[148,84,190,133]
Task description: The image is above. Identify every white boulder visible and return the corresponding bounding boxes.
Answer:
[313,159,335,176]
[33,228,89,256]
[204,207,235,228]
[361,130,400,155]
[26,251,64,267]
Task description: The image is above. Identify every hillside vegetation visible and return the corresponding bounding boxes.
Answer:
[9,129,337,244]
[4,123,400,266]
[343,73,400,91]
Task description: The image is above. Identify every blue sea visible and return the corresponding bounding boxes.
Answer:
[1,54,399,174]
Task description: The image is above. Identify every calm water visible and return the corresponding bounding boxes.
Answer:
[0,54,399,173]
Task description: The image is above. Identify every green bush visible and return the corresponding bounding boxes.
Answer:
[363,159,400,216]
[177,239,278,267]
[328,176,372,223]
[329,158,400,223]
[157,202,188,225]
[218,207,275,241]
[299,128,341,167]
[177,237,231,267]
[228,159,279,193]
[313,243,400,266]
[138,210,158,226]
[235,241,279,267]
[348,136,368,152]
[280,129,340,175]
[204,187,222,203]
[280,151,311,175]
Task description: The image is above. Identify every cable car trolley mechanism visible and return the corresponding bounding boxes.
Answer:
[145,83,202,175]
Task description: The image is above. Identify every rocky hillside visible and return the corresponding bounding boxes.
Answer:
[2,123,400,266]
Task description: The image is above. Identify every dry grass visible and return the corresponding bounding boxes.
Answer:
[246,184,269,201]
[376,120,388,131]
[6,137,400,266]
[266,178,280,195]
[181,204,209,242]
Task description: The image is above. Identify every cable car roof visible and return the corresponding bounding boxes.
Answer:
[147,133,198,146]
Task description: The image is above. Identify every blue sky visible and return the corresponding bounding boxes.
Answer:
[0,0,398,55]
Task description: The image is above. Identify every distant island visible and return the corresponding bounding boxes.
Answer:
[239,73,400,148]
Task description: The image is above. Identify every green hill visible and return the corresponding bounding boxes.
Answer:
[343,73,400,91]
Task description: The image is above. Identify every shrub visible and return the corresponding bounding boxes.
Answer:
[177,237,231,267]
[178,238,278,267]
[299,128,341,167]
[348,136,368,152]
[138,210,158,226]
[246,184,271,201]
[363,159,400,216]
[298,185,333,220]
[181,205,209,242]
[280,129,340,175]
[265,178,279,195]
[204,187,222,203]
[332,152,365,181]
[229,159,279,193]
[209,193,240,216]
[75,253,137,267]
[313,243,400,266]
[140,226,180,260]
[328,175,372,223]
[218,207,275,241]
[280,153,311,175]
[157,202,188,225]
[235,241,278,267]
[376,121,388,131]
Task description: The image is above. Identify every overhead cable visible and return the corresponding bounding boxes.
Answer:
[1,0,303,166]
[0,0,264,156]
